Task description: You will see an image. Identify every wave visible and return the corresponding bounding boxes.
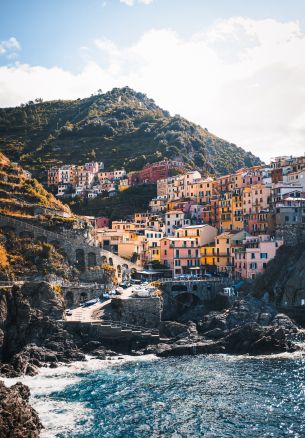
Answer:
[2,354,158,438]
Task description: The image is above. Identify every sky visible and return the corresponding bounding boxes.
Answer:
[1,0,305,162]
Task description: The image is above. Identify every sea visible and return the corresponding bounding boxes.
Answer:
[3,349,305,438]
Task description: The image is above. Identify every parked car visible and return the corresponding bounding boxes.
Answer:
[82,298,98,307]
[202,273,212,278]
[65,309,72,316]
[119,282,130,289]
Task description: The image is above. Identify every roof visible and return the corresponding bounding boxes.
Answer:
[178,224,211,229]
[161,237,197,241]
[166,210,184,215]
[217,230,244,238]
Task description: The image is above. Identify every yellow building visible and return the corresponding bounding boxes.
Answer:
[214,230,248,273]
[175,224,217,246]
[232,192,244,230]
[118,178,129,192]
[200,245,217,270]
[186,178,217,204]
[143,229,163,263]
[219,192,233,231]
[118,231,144,262]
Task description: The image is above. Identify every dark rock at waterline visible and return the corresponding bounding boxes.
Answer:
[160,321,189,338]
[271,313,298,332]
[221,323,297,355]
[0,381,43,438]
[203,327,225,340]
[197,296,298,336]
[152,323,298,358]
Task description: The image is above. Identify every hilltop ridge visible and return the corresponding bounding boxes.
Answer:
[0,87,261,176]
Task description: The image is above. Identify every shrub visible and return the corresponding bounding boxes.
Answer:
[0,244,9,269]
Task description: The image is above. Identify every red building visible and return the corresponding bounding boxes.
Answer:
[245,211,270,235]
[94,217,110,228]
[128,161,183,185]
[200,199,219,228]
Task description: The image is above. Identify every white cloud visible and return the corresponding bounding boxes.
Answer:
[0,37,21,56]
[0,18,305,161]
[120,0,154,6]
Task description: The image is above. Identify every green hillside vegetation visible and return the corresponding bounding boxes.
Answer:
[0,229,76,281]
[0,87,261,178]
[68,184,157,220]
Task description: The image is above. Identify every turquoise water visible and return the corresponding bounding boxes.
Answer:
[36,354,305,438]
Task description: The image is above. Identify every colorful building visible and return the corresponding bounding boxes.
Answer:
[235,235,283,279]
[160,237,201,276]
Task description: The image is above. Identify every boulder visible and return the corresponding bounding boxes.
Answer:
[159,321,188,338]
[221,323,297,355]
[271,313,298,333]
[0,381,43,437]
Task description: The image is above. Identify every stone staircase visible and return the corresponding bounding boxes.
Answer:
[96,319,160,338]
[64,318,160,341]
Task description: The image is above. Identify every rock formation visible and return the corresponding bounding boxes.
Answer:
[0,281,86,377]
[0,381,43,437]
[147,296,299,358]
[253,245,305,307]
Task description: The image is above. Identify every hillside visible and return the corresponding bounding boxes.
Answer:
[68,184,157,220]
[0,154,77,280]
[0,87,261,177]
[0,153,70,219]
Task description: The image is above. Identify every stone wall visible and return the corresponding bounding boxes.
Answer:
[62,286,103,307]
[276,224,305,247]
[161,280,232,321]
[110,297,162,329]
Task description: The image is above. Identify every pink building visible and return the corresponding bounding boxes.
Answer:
[242,170,263,188]
[160,237,201,276]
[235,235,283,279]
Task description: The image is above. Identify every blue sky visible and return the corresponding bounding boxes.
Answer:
[1,0,305,160]
[1,0,305,70]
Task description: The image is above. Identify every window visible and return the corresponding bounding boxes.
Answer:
[260,253,268,259]
[251,253,255,259]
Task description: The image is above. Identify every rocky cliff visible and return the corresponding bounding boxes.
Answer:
[252,245,305,308]
[150,296,299,358]
[0,282,85,377]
